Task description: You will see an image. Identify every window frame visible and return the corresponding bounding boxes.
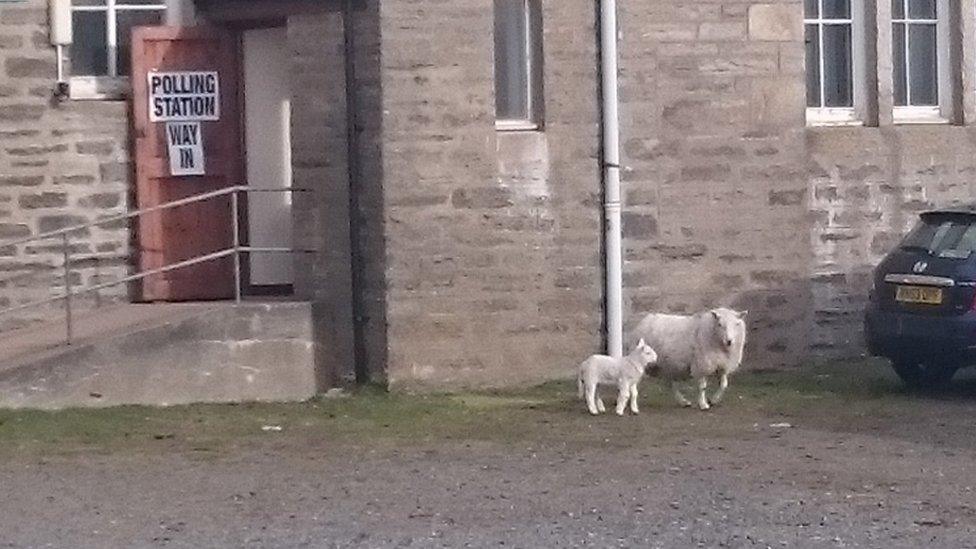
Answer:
[69,0,167,101]
[891,0,952,124]
[493,0,544,132]
[804,0,867,127]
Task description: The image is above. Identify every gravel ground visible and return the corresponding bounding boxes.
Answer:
[3,361,976,548]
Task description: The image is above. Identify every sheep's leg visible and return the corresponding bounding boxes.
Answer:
[629,381,640,415]
[671,381,693,407]
[585,382,600,415]
[696,377,711,411]
[596,396,606,413]
[711,372,730,405]
[615,384,630,416]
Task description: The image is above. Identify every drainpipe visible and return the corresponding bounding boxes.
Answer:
[599,0,623,358]
[342,0,369,383]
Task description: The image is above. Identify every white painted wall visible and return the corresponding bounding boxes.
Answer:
[243,27,294,287]
[164,0,195,25]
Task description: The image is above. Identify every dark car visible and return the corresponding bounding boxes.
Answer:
[865,206,976,387]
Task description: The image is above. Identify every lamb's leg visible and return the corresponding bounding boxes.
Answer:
[711,372,730,405]
[596,397,606,413]
[615,384,630,416]
[585,381,600,415]
[696,376,711,411]
[671,381,693,407]
[629,381,640,415]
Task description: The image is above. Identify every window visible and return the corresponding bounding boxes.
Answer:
[70,0,166,98]
[804,0,864,125]
[493,0,543,130]
[891,0,951,122]
[901,215,976,259]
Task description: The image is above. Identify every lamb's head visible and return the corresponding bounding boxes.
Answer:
[709,308,747,351]
[631,337,658,367]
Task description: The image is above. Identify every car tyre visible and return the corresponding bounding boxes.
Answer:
[890,360,958,388]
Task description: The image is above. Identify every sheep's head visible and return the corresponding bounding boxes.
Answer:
[632,337,658,366]
[710,308,747,350]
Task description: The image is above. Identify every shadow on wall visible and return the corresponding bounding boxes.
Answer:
[289,1,390,390]
[345,0,389,387]
[729,280,817,371]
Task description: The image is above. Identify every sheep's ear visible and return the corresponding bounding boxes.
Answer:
[711,310,720,320]
[637,338,646,348]
[738,310,748,318]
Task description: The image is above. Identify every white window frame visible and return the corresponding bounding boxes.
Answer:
[493,0,543,132]
[891,0,952,124]
[804,0,866,127]
[69,0,167,100]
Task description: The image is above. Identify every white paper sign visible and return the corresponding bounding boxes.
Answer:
[166,122,205,176]
[148,71,220,122]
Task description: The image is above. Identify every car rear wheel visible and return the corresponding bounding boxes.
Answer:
[890,360,958,388]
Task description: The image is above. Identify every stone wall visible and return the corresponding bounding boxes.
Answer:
[618,1,814,369]
[287,10,357,388]
[0,0,130,329]
[616,1,976,367]
[376,0,603,389]
[349,0,976,383]
[4,0,975,390]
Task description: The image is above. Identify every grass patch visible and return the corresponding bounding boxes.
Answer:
[0,358,967,459]
[0,385,565,458]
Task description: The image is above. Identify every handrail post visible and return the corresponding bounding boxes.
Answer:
[231,189,241,305]
[0,186,320,336]
[62,233,72,345]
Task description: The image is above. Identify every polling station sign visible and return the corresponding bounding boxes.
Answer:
[166,122,206,176]
[148,71,220,122]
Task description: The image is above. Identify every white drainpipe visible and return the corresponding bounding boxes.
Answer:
[600,0,624,358]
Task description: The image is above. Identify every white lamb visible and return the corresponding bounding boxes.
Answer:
[577,338,659,416]
[630,308,747,411]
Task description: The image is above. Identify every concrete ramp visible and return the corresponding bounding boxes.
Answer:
[0,302,320,409]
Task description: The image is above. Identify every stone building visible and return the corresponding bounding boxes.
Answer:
[0,0,972,401]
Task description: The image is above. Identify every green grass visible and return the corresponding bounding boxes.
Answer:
[0,358,960,459]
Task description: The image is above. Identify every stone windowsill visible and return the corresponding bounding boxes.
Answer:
[69,76,129,101]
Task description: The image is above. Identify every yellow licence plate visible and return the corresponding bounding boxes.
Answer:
[896,285,943,305]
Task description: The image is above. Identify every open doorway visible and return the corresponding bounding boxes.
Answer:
[242,26,294,294]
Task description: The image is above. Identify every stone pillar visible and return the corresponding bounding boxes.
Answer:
[288,12,356,388]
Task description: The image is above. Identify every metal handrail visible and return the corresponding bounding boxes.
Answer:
[0,186,313,345]
[0,185,306,248]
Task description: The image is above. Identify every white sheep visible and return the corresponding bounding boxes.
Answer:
[577,338,658,416]
[630,308,747,411]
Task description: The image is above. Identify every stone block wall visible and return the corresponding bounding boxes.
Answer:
[376,0,603,389]
[4,0,975,389]
[618,0,814,369]
[0,0,130,329]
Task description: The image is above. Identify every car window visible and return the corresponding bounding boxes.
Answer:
[900,217,976,258]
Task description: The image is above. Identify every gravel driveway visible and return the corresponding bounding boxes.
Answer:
[2,360,976,548]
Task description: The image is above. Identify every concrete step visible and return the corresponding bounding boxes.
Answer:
[0,301,321,410]
[0,303,218,374]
